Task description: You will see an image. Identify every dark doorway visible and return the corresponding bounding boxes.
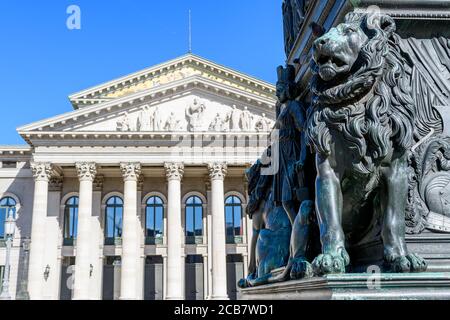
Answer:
[59,257,75,300]
[102,256,121,300]
[185,255,204,300]
[227,254,244,300]
[144,255,164,300]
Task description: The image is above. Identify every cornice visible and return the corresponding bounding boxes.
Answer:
[69,54,276,109]
[354,1,450,20]
[18,131,271,147]
[0,146,33,156]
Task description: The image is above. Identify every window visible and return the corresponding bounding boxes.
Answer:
[63,197,79,246]
[0,197,17,239]
[2,161,17,169]
[225,196,243,244]
[145,196,164,245]
[185,196,203,244]
[105,196,123,245]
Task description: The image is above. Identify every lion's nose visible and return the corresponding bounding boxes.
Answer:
[314,37,328,51]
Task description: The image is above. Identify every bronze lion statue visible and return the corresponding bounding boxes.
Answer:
[306,11,435,275]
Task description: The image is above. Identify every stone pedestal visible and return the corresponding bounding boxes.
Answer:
[240,273,450,300]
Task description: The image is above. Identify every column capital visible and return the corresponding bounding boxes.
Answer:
[120,162,142,181]
[76,162,97,182]
[207,162,228,181]
[164,162,184,181]
[30,162,53,182]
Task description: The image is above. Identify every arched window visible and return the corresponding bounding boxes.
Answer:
[145,196,164,245]
[225,196,243,244]
[185,196,203,244]
[63,196,79,246]
[105,196,123,245]
[0,197,16,239]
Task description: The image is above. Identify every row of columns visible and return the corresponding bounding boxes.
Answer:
[28,161,229,300]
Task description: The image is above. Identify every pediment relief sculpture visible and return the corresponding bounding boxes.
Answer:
[186,98,206,131]
[228,105,242,131]
[209,113,228,132]
[116,112,132,132]
[114,101,273,133]
[164,112,184,131]
[255,113,272,132]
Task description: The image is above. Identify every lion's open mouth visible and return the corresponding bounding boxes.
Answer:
[317,54,347,69]
[317,54,347,68]
[316,53,349,81]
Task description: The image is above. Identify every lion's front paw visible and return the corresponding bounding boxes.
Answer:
[385,253,428,273]
[312,248,350,276]
[237,278,248,288]
[237,272,257,288]
[290,258,313,280]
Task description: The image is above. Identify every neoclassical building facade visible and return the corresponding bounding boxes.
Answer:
[0,54,276,300]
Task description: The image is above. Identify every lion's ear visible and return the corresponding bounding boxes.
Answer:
[366,13,396,36]
[309,22,325,38]
[378,14,396,36]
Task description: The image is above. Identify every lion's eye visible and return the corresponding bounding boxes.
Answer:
[345,27,356,34]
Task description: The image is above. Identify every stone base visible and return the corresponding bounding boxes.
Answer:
[240,273,450,300]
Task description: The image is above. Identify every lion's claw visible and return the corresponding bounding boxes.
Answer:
[290,258,313,280]
[312,248,350,275]
[385,253,427,273]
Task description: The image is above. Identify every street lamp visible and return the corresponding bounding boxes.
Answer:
[0,209,16,300]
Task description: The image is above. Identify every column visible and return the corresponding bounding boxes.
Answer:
[73,162,97,300]
[208,162,229,300]
[205,178,213,299]
[90,175,104,300]
[164,162,184,300]
[44,177,63,300]
[202,254,209,299]
[162,254,168,300]
[243,254,249,278]
[28,162,53,300]
[136,176,145,300]
[119,162,141,300]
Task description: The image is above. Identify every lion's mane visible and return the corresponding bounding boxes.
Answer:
[307,12,416,174]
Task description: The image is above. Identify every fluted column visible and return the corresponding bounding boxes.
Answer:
[73,162,97,300]
[28,162,53,300]
[119,162,141,300]
[164,162,184,300]
[208,162,229,300]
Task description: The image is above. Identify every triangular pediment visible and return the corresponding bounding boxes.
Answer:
[18,55,277,146]
[68,54,276,110]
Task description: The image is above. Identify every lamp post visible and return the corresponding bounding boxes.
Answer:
[0,209,16,300]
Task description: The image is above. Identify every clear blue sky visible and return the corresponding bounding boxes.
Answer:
[0,0,285,145]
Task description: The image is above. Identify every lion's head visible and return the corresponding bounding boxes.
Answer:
[311,12,399,103]
[307,12,416,174]
[313,18,368,82]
